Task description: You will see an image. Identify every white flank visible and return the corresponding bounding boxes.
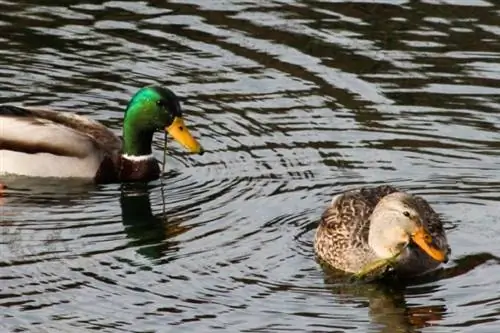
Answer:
[122,154,154,162]
[0,150,101,178]
[0,116,103,178]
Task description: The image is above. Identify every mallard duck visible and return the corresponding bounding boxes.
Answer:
[0,86,203,183]
[314,185,450,278]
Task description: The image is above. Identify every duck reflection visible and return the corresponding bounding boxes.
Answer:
[320,251,500,332]
[0,176,97,217]
[119,183,194,261]
[319,263,446,332]
[0,178,198,262]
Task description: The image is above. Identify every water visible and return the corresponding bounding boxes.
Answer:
[1,0,499,332]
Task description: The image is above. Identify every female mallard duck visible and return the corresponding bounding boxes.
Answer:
[314,185,450,278]
[0,86,203,184]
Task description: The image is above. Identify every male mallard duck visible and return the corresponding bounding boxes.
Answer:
[0,86,203,183]
[314,185,450,278]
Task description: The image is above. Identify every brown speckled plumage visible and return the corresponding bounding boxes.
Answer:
[314,185,450,276]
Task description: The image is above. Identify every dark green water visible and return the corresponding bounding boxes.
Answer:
[1,1,499,332]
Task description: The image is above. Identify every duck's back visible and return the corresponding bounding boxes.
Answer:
[0,105,121,179]
[314,185,399,272]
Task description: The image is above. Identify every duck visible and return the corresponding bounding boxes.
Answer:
[0,86,204,184]
[314,185,450,279]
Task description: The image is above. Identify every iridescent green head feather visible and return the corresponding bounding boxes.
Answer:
[122,86,203,156]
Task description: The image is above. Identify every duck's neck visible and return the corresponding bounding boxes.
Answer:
[122,128,154,157]
[368,210,404,260]
[122,114,155,158]
[119,124,160,181]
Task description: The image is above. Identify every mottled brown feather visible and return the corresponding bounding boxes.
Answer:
[314,185,450,275]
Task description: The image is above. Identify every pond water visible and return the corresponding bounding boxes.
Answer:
[1,1,499,332]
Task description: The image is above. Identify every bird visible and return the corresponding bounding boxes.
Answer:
[0,86,204,184]
[314,185,450,279]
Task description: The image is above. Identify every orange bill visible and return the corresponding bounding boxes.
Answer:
[166,117,204,154]
[411,227,447,262]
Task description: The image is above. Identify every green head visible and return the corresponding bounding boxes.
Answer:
[122,86,203,156]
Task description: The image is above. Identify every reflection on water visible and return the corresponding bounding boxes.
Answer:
[323,279,446,333]
[1,0,500,332]
[120,183,194,261]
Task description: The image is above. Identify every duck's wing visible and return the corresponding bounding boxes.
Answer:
[0,105,121,157]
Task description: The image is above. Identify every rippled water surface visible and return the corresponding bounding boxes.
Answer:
[1,0,500,332]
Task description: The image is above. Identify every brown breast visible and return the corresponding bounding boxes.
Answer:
[94,155,160,184]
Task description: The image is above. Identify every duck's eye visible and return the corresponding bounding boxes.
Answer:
[403,211,410,217]
[156,100,166,108]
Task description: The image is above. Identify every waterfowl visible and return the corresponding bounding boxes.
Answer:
[314,185,450,278]
[0,86,203,183]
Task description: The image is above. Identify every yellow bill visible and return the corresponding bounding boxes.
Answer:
[411,227,446,262]
[166,117,204,154]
